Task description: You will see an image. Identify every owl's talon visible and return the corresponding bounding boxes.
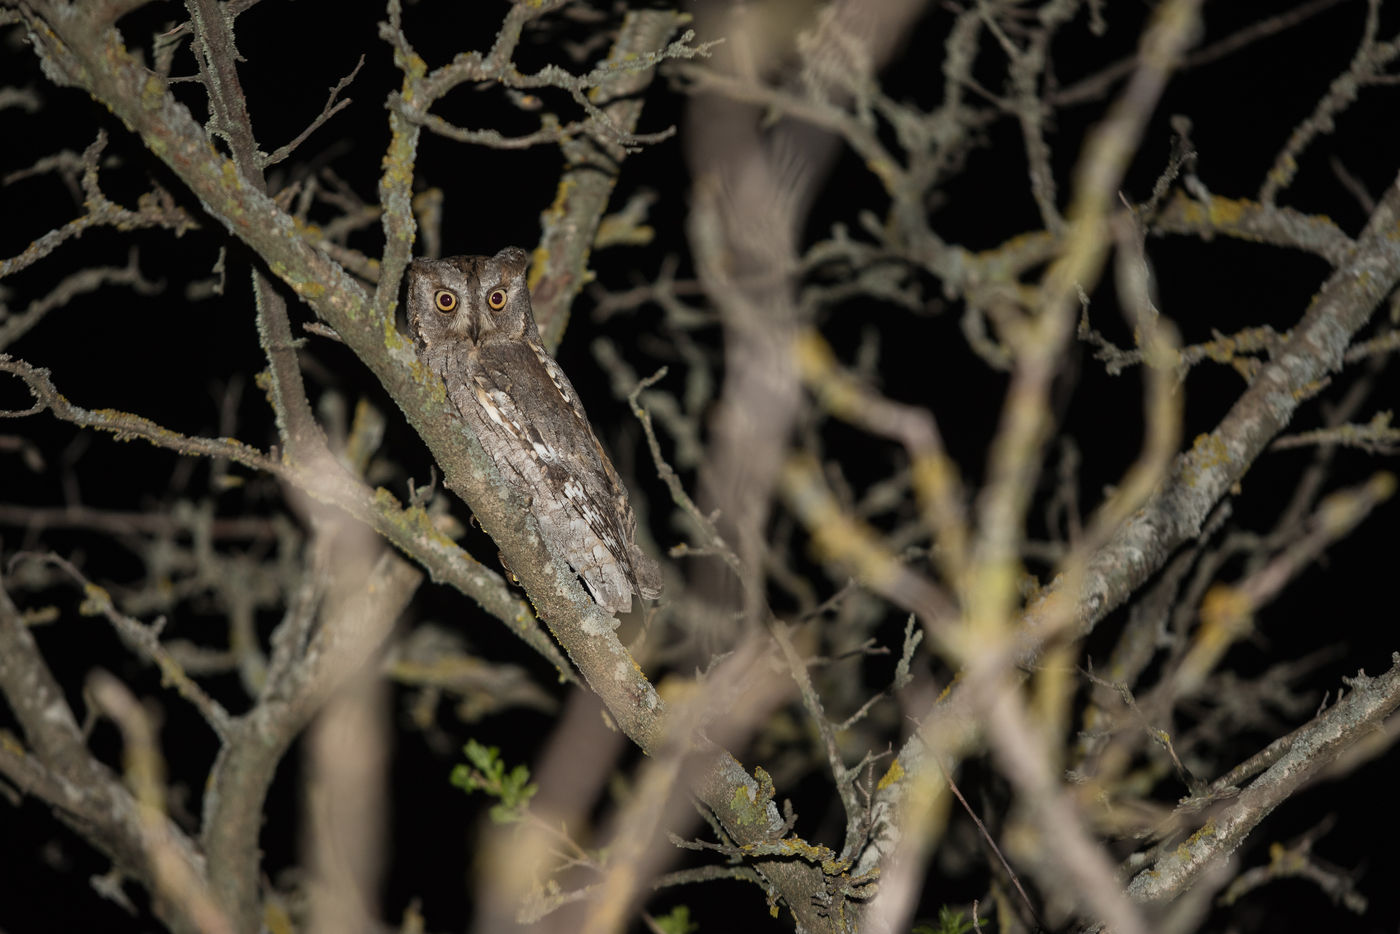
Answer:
[497,551,519,584]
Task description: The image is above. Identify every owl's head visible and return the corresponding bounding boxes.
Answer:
[406,246,539,352]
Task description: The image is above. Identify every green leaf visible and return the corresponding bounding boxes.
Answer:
[912,905,975,934]
[652,905,699,934]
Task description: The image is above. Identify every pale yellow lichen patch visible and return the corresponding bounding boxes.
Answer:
[1181,432,1229,486]
[1185,818,1218,848]
[729,766,774,826]
[292,280,325,300]
[594,214,653,248]
[1265,157,1297,191]
[935,673,958,704]
[1177,585,1252,694]
[1,731,28,756]
[794,330,864,421]
[1292,378,1329,401]
[1199,584,1251,639]
[79,582,111,616]
[291,217,323,240]
[876,759,904,791]
[910,451,954,501]
[220,158,242,190]
[1205,195,1248,228]
[527,245,551,294]
[865,157,898,192]
[141,74,165,111]
[372,486,404,510]
[401,52,427,81]
[263,896,295,934]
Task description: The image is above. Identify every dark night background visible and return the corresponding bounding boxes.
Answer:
[2,1,1398,932]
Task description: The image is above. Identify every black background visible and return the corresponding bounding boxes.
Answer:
[2,1,1398,931]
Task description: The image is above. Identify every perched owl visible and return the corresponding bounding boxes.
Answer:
[406,247,662,614]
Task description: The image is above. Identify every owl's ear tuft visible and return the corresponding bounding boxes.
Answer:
[496,246,530,277]
[406,258,435,288]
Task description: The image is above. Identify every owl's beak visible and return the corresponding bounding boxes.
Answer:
[466,316,480,344]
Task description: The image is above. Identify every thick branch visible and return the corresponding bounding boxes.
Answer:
[1129,655,1400,903]
[1028,166,1400,652]
[0,573,217,934]
[531,10,690,350]
[864,166,1400,897]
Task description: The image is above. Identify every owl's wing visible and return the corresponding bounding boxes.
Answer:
[519,342,663,597]
[524,339,630,489]
[518,341,664,600]
[462,341,654,610]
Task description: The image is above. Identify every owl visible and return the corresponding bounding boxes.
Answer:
[406,247,662,614]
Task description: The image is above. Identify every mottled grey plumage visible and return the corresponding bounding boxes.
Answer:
[406,247,662,614]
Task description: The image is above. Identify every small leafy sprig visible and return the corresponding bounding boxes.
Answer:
[449,739,538,824]
[913,905,976,934]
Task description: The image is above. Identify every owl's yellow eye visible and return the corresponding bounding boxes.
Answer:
[433,289,457,313]
[487,288,508,311]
